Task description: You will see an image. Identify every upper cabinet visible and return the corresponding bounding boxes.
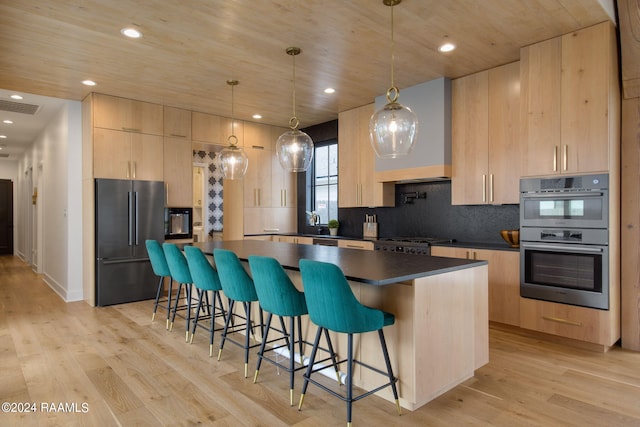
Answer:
[164,137,193,207]
[338,103,394,208]
[451,61,520,205]
[521,22,619,176]
[271,126,297,208]
[192,112,243,146]
[93,94,163,135]
[164,107,191,139]
[93,128,163,181]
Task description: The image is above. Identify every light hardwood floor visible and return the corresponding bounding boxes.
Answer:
[2,255,640,426]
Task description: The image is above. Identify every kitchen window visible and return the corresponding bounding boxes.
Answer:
[311,141,338,224]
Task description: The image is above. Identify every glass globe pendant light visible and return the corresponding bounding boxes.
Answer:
[276,47,314,172]
[219,79,248,179]
[369,0,418,158]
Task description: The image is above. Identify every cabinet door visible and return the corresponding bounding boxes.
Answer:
[520,37,562,176]
[93,94,163,135]
[164,107,191,139]
[338,240,374,251]
[452,71,489,205]
[93,128,132,179]
[271,126,297,207]
[192,112,243,146]
[244,146,272,207]
[488,62,521,204]
[561,23,611,173]
[130,133,164,181]
[164,137,193,206]
[338,107,361,207]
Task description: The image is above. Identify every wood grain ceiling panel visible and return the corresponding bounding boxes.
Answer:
[0,0,613,128]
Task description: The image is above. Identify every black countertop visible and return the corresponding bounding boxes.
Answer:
[192,240,487,286]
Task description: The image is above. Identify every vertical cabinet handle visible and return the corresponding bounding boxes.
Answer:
[563,145,568,171]
[127,161,131,179]
[132,161,137,179]
[482,174,487,203]
[489,174,494,203]
[165,183,169,205]
[553,146,558,172]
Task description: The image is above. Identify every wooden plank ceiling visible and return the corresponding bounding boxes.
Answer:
[0,1,613,129]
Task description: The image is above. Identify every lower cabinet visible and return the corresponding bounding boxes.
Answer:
[431,246,520,326]
[338,240,374,250]
[272,235,313,245]
[519,298,618,349]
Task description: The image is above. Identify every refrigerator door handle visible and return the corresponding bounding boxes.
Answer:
[128,191,133,246]
[135,191,139,245]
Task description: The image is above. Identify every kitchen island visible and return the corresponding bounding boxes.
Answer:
[193,240,489,411]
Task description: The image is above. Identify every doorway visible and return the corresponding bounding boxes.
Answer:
[0,179,14,255]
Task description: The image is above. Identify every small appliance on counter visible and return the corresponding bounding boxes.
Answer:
[363,214,378,239]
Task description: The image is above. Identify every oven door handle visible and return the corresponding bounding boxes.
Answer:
[521,191,604,199]
[521,242,604,253]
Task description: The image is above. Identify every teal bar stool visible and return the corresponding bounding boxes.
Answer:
[213,248,263,378]
[298,259,401,427]
[163,243,195,342]
[184,246,227,357]
[248,255,340,406]
[145,239,173,329]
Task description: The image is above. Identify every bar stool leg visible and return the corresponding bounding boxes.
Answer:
[346,333,354,427]
[169,282,183,332]
[152,276,164,321]
[289,316,296,406]
[253,312,274,383]
[298,327,323,410]
[243,301,252,378]
[323,328,341,384]
[217,300,236,361]
[379,329,402,415]
[189,289,205,344]
[185,284,192,342]
[165,279,173,329]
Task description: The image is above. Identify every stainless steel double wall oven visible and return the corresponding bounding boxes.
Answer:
[519,173,609,310]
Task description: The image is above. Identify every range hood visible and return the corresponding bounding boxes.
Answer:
[374,77,452,183]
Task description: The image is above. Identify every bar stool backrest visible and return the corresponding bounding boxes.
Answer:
[248,255,307,317]
[146,240,170,277]
[184,246,222,292]
[299,259,384,334]
[163,243,193,284]
[213,249,258,302]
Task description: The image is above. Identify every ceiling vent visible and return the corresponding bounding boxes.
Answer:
[0,99,41,115]
[0,153,10,158]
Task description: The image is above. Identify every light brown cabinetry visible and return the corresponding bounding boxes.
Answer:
[338,104,394,208]
[164,107,191,139]
[93,93,163,135]
[192,112,243,146]
[452,61,520,205]
[431,246,520,326]
[163,137,192,207]
[520,22,618,176]
[243,123,297,235]
[338,240,374,251]
[272,235,313,245]
[519,298,619,349]
[163,107,192,206]
[271,126,296,208]
[93,128,163,181]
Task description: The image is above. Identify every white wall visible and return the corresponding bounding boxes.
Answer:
[16,100,83,302]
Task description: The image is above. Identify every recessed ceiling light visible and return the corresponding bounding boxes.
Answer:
[82,80,97,86]
[252,114,262,119]
[3,120,13,124]
[10,94,23,100]
[0,135,7,139]
[438,43,456,53]
[324,88,335,94]
[121,27,142,39]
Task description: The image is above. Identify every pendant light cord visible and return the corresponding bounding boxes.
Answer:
[290,53,300,130]
[227,80,239,146]
[390,3,395,90]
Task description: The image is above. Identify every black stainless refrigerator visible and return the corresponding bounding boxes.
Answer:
[95,179,164,306]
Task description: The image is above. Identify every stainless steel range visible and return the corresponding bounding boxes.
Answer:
[374,237,454,255]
